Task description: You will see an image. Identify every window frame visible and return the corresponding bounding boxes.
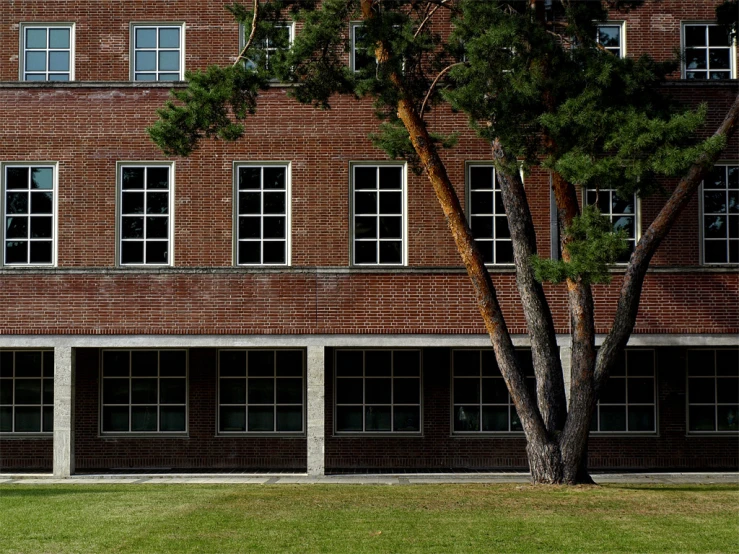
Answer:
[590,349,658,435]
[681,22,737,80]
[239,20,294,74]
[450,348,534,435]
[334,349,423,435]
[116,162,175,267]
[686,348,739,435]
[596,21,626,59]
[19,23,75,81]
[699,163,738,265]
[350,22,375,73]
[349,161,407,267]
[233,161,291,266]
[582,186,641,264]
[129,22,186,82]
[217,349,305,435]
[465,162,514,266]
[99,349,188,436]
[0,350,54,436]
[1,162,58,267]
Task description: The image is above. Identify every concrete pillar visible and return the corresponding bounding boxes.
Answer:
[560,345,572,406]
[306,345,325,476]
[53,346,75,478]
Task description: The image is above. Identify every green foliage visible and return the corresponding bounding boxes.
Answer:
[716,0,739,40]
[148,64,265,157]
[369,120,458,174]
[531,205,630,285]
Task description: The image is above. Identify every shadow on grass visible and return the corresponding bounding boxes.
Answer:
[604,484,739,493]
[0,487,137,498]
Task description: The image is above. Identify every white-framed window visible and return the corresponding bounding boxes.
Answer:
[1,163,57,266]
[687,349,738,433]
[0,351,54,434]
[20,23,74,81]
[117,163,173,266]
[234,163,290,265]
[241,21,294,72]
[218,349,304,433]
[597,21,625,58]
[130,23,184,81]
[101,350,187,434]
[452,349,534,433]
[351,23,375,72]
[467,163,513,265]
[584,187,638,263]
[701,164,738,265]
[683,23,735,80]
[335,349,421,433]
[351,163,406,266]
[591,349,656,433]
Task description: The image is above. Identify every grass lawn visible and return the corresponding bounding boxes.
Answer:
[0,483,737,553]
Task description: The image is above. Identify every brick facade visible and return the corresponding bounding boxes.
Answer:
[1,1,737,473]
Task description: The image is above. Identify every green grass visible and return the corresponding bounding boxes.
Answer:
[0,484,737,553]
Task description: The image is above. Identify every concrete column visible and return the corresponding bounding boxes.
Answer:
[560,345,572,406]
[53,346,75,478]
[306,345,325,476]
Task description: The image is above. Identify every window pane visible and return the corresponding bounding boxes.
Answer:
[248,406,274,431]
[393,351,420,377]
[220,406,246,432]
[43,352,54,377]
[482,378,508,404]
[336,406,362,431]
[365,378,391,404]
[263,168,285,189]
[627,378,654,404]
[43,406,53,432]
[708,25,731,46]
[26,29,47,49]
[628,406,655,432]
[158,51,180,71]
[160,406,186,432]
[31,168,53,190]
[159,28,180,48]
[103,379,129,404]
[239,192,261,214]
[31,217,53,239]
[131,406,157,431]
[160,351,186,376]
[276,378,302,404]
[132,351,158,376]
[48,51,69,71]
[716,350,739,376]
[599,406,626,431]
[717,378,739,404]
[454,378,480,404]
[220,379,247,404]
[689,378,715,403]
[469,167,494,189]
[15,379,41,404]
[276,351,303,377]
[249,351,274,376]
[264,192,285,215]
[160,379,186,404]
[135,51,156,71]
[709,49,731,70]
[454,350,480,377]
[146,217,168,239]
[6,168,29,189]
[379,217,402,239]
[685,26,706,47]
[131,378,158,404]
[0,406,11,432]
[220,351,246,377]
[263,241,285,264]
[365,406,391,431]
[393,406,419,432]
[717,405,739,431]
[15,407,41,432]
[454,405,480,431]
[29,242,52,264]
[687,351,714,376]
[685,49,707,70]
[0,352,13,377]
[0,380,12,404]
[355,167,376,189]
[43,379,53,404]
[379,167,401,189]
[689,405,715,431]
[354,241,376,264]
[495,241,514,263]
[471,191,494,214]
[363,351,390,376]
[336,351,363,376]
[627,351,654,376]
[393,378,419,404]
[336,378,363,404]
[239,167,261,189]
[25,51,46,71]
[482,406,509,431]
[248,379,274,404]
[355,192,376,214]
[5,241,28,264]
[135,28,157,48]
[103,351,130,377]
[238,242,261,264]
[379,241,402,264]
[146,192,169,214]
[122,192,145,214]
[15,352,42,377]
[239,217,261,239]
[145,242,168,264]
[103,406,129,432]
[276,406,302,431]
[263,217,285,239]
[7,192,29,214]
[49,28,70,48]
[122,168,145,189]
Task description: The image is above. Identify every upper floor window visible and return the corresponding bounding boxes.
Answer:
[683,23,734,80]
[351,163,405,266]
[351,23,375,72]
[452,349,534,433]
[0,350,54,434]
[101,350,187,434]
[118,164,173,266]
[235,164,289,265]
[701,164,738,264]
[597,22,625,58]
[218,349,304,433]
[584,187,638,263]
[131,24,184,81]
[467,164,513,265]
[21,24,73,81]
[242,22,294,72]
[687,349,738,433]
[2,164,56,266]
[335,349,421,433]
[590,349,656,433]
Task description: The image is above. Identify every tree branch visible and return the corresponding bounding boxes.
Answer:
[595,93,739,391]
[233,0,260,67]
[419,61,466,117]
[414,0,447,38]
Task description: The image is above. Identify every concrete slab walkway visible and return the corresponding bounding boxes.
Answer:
[0,472,736,485]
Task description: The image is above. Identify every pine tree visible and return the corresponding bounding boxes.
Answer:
[149,0,739,484]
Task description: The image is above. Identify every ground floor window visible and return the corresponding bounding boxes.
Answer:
[0,350,54,433]
[591,349,656,433]
[452,349,535,433]
[687,349,739,432]
[335,349,421,433]
[218,349,304,433]
[101,350,187,433]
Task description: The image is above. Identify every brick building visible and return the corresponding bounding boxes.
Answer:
[0,1,737,476]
